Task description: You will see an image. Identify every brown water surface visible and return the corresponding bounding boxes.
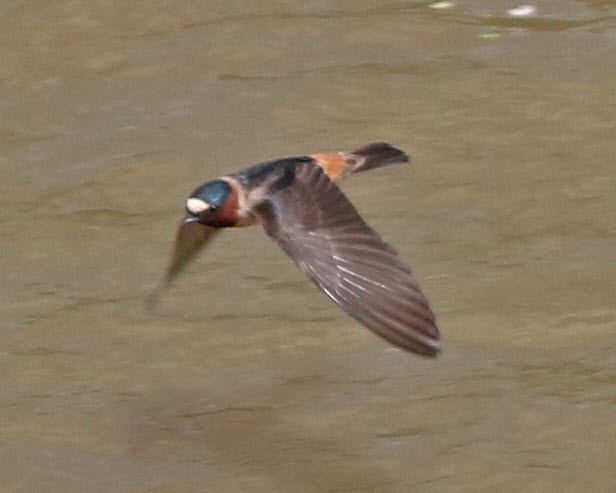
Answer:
[1,1,615,492]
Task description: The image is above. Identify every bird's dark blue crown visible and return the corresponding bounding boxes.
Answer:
[190,180,231,210]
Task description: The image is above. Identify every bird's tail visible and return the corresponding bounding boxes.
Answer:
[311,142,409,182]
[347,142,410,173]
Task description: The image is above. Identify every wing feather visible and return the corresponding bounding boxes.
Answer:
[253,161,440,356]
[148,220,219,308]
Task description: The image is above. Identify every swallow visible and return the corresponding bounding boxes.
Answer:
[151,142,440,357]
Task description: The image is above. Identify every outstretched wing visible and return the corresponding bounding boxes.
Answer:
[253,161,440,356]
[148,220,219,309]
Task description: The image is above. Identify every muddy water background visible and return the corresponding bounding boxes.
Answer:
[1,1,615,492]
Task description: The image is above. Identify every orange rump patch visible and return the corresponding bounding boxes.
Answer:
[311,152,348,181]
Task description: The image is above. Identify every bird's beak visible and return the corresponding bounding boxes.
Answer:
[183,214,201,225]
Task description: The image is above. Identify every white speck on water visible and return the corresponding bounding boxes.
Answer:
[506,5,537,18]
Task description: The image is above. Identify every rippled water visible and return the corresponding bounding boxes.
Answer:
[1,1,615,492]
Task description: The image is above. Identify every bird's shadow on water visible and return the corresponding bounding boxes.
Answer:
[121,364,407,492]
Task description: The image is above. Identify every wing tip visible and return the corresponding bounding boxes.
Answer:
[392,333,440,358]
[419,338,442,358]
[395,324,442,358]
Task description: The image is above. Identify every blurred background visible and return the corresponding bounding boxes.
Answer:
[1,1,614,492]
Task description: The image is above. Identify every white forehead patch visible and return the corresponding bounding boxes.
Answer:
[186,197,211,214]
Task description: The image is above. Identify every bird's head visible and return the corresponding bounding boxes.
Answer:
[184,179,238,227]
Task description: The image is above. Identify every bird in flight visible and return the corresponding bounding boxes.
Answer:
[151,142,440,357]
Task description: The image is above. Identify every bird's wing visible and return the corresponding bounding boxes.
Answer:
[148,220,220,308]
[252,160,440,356]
